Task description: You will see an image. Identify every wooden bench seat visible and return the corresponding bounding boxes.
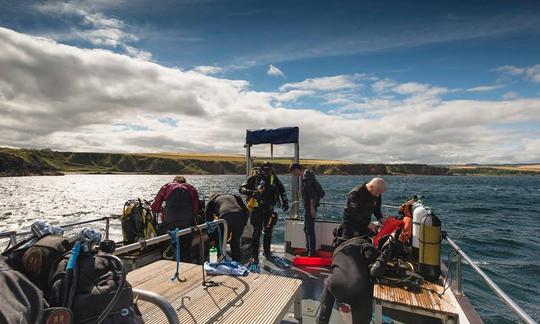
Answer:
[127,260,302,324]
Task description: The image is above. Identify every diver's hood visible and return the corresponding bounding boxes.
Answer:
[303,168,315,180]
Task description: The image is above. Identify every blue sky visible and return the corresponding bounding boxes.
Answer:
[0,0,539,163]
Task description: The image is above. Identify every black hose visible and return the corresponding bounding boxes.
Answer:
[95,254,127,324]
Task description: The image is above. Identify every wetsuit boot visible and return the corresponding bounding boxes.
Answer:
[263,228,273,259]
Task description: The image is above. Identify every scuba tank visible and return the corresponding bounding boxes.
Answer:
[411,202,427,260]
[418,209,442,282]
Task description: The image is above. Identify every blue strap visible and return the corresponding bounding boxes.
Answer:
[206,222,224,260]
[66,241,82,270]
[169,228,185,282]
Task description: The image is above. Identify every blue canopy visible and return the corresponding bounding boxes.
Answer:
[245,127,299,145]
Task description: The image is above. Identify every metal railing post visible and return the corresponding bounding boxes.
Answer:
[105,217,110,240]
[456,253,462,296]
[9,232,17,246]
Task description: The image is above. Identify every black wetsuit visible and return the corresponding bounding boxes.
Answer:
[240,172,288,261]
[317,183,383,323]
[317,237,380,324]
[205,194,249,261]
[301,169,325,256]
[341,183,383,238]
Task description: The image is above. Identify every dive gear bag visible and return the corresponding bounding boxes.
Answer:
[0,256,44,324]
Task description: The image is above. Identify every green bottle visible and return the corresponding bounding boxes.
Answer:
[209,246,218,263]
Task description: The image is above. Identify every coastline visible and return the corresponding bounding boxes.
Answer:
[2,147,539,177]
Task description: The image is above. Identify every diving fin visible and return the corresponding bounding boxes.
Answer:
[246,259,260,273]
[265,254,292,269]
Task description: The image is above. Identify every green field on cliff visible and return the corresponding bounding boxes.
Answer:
[2,147,538,176]
[0,147,454,176]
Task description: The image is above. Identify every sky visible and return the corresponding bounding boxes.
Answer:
[0,0,540,164]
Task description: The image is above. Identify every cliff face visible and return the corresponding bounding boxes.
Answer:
[0,150,63,176]
[0,148,451,176]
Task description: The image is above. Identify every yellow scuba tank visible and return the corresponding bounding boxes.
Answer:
[418,209,442,282]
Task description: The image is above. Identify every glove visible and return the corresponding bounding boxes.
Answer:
[282,200,289,212]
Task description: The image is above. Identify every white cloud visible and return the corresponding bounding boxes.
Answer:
[33,0,151,60]
[192,65,224,75]
[502,91,518,100]
[280,74,365,92]
[372,79,396,93]
[1,27,540,164]
[497,64,540,83]
[267,64,285,77]
[466,85,504,92]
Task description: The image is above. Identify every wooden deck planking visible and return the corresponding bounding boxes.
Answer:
[374,280,457,317]
[127,260,302,324]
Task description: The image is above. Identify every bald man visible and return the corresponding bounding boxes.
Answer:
[342,177,386,239]
[316,178,386,323]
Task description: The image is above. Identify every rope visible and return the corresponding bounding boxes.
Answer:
[169,228,186,282]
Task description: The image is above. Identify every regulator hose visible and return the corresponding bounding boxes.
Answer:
[95,254,127,324]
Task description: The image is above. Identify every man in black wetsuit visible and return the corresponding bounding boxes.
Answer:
[342,177,387,238]
[205,193,249,262]
[239,161,289,264]
[317,177,386,324]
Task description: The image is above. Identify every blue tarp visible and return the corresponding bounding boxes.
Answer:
[245,127,299,145]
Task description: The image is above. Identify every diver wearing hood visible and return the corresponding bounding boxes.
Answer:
[290,163,325,256]
[240,161,288,263]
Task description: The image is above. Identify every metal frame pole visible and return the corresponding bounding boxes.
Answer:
[290,142,300,219]
[245,144,252,177]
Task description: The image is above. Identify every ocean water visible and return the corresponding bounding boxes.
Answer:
[0,174,538,323]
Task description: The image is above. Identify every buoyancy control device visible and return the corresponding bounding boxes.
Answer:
[418,209,442,282]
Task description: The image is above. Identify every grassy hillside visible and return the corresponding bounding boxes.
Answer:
[0,147,451,176]
[449,164,540,175]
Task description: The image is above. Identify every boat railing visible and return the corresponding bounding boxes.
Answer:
[0,217,229,259]
[0,215,121,247]
[445,236,535,324]
[289,200,536,324]
[289,200,399,220]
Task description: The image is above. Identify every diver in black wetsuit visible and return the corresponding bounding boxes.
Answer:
[317,177,386,324]
[239,161,288,264]
[205,193,249,262]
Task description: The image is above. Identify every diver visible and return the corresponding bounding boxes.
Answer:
[341,177,386,239]
[289,163,325,257]
[317,177,386,324]
[205,193,249,262]
[151,175,200,261]
[240,161,288,266]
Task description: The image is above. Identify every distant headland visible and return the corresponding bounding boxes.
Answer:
[1,147,538,177]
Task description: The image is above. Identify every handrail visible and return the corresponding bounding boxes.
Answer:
[132,289,179,324]
[445,236,536,324]
[0,215,121,245]
[113,219,228,258]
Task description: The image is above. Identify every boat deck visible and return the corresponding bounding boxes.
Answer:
[374,279,458,323]
[127,260,303,324]
[125,244,467,324]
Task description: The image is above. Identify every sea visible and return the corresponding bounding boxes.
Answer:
[0,174,538,323]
